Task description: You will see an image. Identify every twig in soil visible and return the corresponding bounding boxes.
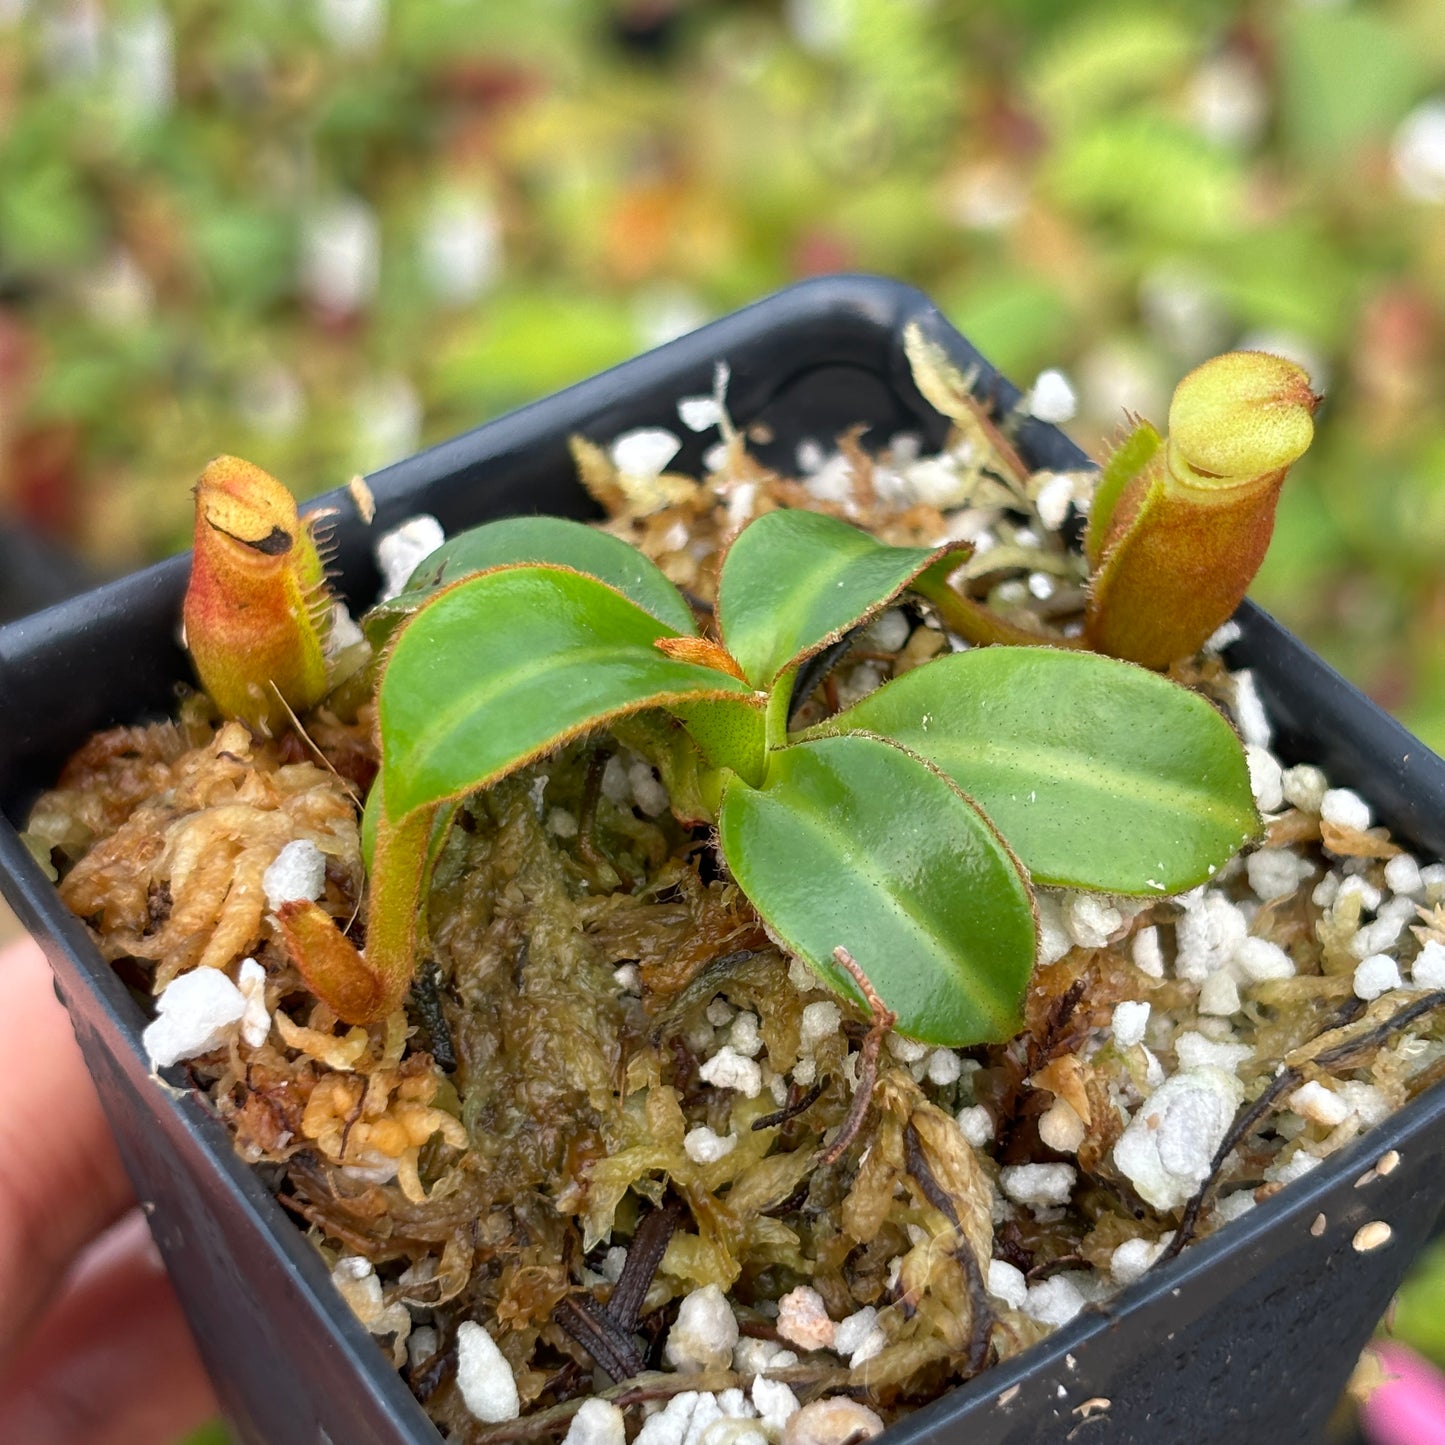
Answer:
[752,1080,826,1132]
[409,957,456,1071]
[817,947,896,1168]
[606,1199,684,1332]
[647,948,758,1047]
[1160,989,1445,1262]
[993,976,1088,1158]
[554,1294,648,1383]
[577,745,628,886]
[904,1120,996,1374]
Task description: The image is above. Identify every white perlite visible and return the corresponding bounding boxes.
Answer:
[860,608,911,654]
[776,1286,836,1351]
[1385,853,1423,897]
[1230,670,1271,748]
[1245,746,1284,813]
[376,514,445,600]
[925,1048,963,1087]
[1281,763,1328,814]
[1289,1081,1350,1128]
[1246,848,1314,903]
[1198,971,1241,1018]
[781,1399,885,1445]
[1035,892,1074,966]
[1113,1067,1245,1210]
[752,1378,802,1433]
[262,839,327,909]
[698,1047,763,1097]
[1034,472,1077,532]
[1130,926,1164,979]
[1349,896,1416,960]
[236,957,271,1049]
[142,967,247,1068]
[1321,788,1372,834]
[1413,939,1445,991]
[832,1306,879,1358]
[1174,895,1248,982]
[1064,894,1121,950]
[684,1125,738,1165]
[734,1338,799,1377]
[665,1285,739,1372]
[1353,954,1403,1001]
[1000,1162,1076,1207]
[1112,1000,1151,1048]
[562,1399,628,1445]
[1039,1097,1087,1154]
[986,1258,1028,1310]
[886,1034,929,1065]
[1024,1275,1086,1327]
[728,1011,764,1059]
[637,1391,760,1445]
[455,1322,520,1423]
[330,1255,411,1348]
[1174,1031,1252,1072]
[611,427,681,480]
[628,760,670,818]
[800,1001,841,1050]
[1110,1237,1169,1286]
[1026,369,1077,424]
[1231,936,1296,983]
[956,1104,994,1147]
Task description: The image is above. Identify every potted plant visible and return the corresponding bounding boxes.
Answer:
[1,276,1442,1445]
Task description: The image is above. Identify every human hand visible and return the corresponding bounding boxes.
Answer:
[0,936,219,1444]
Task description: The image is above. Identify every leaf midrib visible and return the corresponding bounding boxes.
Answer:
[390,640,743,802]
[745,756,1016,1020]
[892,730,1250,834]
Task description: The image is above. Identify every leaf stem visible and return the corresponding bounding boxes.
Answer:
[363,800,441,1015]
[918,580,1085,651]
[765,668,796,751]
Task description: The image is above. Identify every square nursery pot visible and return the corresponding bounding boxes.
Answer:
[1,275,1442,1445]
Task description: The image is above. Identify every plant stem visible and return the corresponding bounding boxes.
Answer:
[364,800,441,1014]
[919,580,1084,651]
[765,668,795,751]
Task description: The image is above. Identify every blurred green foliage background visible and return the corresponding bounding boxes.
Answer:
[3,0,1445,747]
[1,3,1444,1436]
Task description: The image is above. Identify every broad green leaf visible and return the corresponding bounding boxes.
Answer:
[379,565,755,822]
[363,515,698,645]
[716,509,970,688]
[828,648,1258,895]
[718,732,1036,1046]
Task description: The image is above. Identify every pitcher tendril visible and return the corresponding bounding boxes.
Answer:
[901,326,1319,669]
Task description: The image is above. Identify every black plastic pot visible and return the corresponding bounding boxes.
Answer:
[1,275,1441,1445]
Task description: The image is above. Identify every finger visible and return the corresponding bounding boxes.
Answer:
[0,938,133,1361]
[0,1210,219,1445]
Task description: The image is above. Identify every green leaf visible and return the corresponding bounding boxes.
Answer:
[828,648,1259,895]
[363,516,698,646]
[718,732,1036,1045]
[379,565,755,822]
[716,509,970,688]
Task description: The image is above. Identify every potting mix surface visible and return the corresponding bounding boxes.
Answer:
[21,376,1445,1444]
